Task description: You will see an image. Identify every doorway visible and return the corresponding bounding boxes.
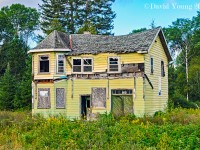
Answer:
[80,95,91,118]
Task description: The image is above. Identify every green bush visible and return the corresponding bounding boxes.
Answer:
[0,109,200,149]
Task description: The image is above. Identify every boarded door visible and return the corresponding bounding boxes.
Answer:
[111,95,133,116]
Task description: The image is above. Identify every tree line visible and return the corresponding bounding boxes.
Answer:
[0,1,199,110]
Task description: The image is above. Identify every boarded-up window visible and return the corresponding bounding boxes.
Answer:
[56,88,65,108]
[38,88,50,108]
[91,88,106,108]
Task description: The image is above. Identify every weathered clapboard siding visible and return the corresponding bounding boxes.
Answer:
[32,80,68,117]
[144,36,168,115]
[66,78,144,118]
[66,53,144,74]
[134,77,145,116]
[33,52,66,80]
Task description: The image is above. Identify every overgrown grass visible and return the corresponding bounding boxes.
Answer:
[0,108,200,149]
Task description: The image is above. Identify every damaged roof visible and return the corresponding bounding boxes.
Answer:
[70,27,160,55]
[30,27,172,61]
[33,30,70,49]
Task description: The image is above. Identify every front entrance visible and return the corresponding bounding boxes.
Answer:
[81,95,91,118]
[111,89,133,116]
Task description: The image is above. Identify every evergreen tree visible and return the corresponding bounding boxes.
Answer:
[40,0,116,35]
[0,38,27,80]
[79,0,116,35]
[39,0,67,34]
[14,57,32,110]
[0,63,15,110]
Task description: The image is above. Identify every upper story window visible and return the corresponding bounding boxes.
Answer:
[150,57,154,74]
[83,59,92,72]
[161,61,165,77]
[108,57,120,72]
[39,55,49,73]
[72,58,93,73]
[57,54,65,74]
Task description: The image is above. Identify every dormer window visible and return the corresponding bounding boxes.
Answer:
[108,57,120,72]
[39,55,49,73]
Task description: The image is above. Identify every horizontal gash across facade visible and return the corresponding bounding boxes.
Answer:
[28,27,172,119]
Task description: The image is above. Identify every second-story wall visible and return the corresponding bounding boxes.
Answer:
[66,52,144,75]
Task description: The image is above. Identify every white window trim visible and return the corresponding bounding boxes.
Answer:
[38,54,50,74]
[108,57,121,73]
[56,54,65,74]
[72,57,93,74]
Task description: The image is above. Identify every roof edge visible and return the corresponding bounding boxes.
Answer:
[28,48,71,54]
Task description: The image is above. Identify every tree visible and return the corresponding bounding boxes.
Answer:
[0,63,15,110]
[0,38,27,80]
[14,57,32,110]
[0,4,39,45]
[40,0,116,35]
[164,18,194,101]
[129,28,147,34]
[39,0,67,34]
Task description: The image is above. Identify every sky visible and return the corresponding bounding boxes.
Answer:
[0,0,200,36]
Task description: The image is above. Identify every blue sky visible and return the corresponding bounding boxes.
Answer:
[0,0,200,36]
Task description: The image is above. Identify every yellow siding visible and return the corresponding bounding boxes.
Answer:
[144,36,168,115]
[66,53,144,74]
[66,78,144,118]
[134,77,145,116]
[33,52,66,80]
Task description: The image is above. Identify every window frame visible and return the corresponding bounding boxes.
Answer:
[72,58,93,73]
[38,54,50,74]
[56,88,66,109]
[108,57,121,73]
[37,88,51,109]
[56,54,65,74]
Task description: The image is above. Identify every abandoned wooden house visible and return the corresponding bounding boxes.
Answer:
[28,27,172,119]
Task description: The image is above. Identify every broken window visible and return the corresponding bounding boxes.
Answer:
[72,58,93,73]
[83,59,92,72]
[109,57,120,72]
[38,88,50,108]
[161,61,165,77]
[56,88,65,108]
[57,55,65,73]
[150,57,154,74]
[39,55,49,73]
[91,88,106,108]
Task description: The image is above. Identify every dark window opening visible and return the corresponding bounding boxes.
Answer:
[83,59,92,72]
[150,57,154,74]
[73,59,81,72]
[161,61,165,77]
[39,56,49,73]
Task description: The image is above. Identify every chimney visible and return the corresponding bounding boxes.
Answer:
[83,31,91,35]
